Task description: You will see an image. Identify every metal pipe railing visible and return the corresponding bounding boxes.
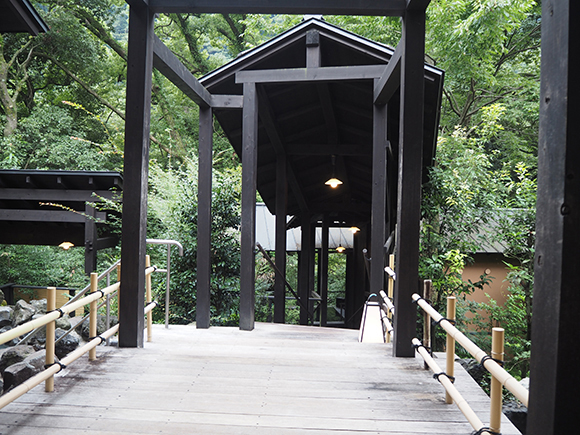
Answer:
[146,239,183,329]
[412,293,529,406]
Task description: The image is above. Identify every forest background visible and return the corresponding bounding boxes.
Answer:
[0,1,540,379]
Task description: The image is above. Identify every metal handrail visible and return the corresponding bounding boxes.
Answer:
[146,239,183,328]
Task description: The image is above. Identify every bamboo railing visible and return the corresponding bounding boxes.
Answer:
[412,292,529,435]
[0,257,158,410]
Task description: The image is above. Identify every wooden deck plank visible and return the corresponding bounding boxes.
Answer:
[0,323,521,434]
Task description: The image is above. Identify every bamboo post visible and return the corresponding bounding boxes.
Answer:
[423,280,432,370]
[146,255,153,342]
[89,273,98,361]
[445,296,456,404]
[490,327,505,433]
[45,287,56,392]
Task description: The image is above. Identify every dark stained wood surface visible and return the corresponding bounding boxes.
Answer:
[0,323,520,434]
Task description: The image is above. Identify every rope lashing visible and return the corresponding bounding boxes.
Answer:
[50,308,65,318]
[412,342,431,354]
[89,335,107,344]
[44,361,67,373]
[90,289,106,298]
[433,371,455,384]
[471,427,501,435]
[432,317,456,327]
[480,354,504,368]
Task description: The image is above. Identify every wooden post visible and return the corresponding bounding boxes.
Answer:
[320,215,329,327]
[371,97,387,301]
[445,296,456,404]
[298,213,312,325]
[240,82,258,331]
[393,9,426,357]
[146,255,152,342]
[490,327,505,433]
[274,154,287,323]
[89,273,98,361]
[45,286,56,392]
[120,3,154,348]
[197,106,213,329]
[423,279,432,369]
[528,3,580,434]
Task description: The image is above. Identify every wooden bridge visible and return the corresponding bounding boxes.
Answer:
[0,323,519,434]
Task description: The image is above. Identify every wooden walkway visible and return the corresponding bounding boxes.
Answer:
[0,323,520,434]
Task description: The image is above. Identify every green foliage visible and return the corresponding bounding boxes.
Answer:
[148,158,242,325]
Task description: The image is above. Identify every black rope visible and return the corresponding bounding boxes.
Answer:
[471,427,501,435]
[432,317,456,327]
[90,289,106,298]
[480,355,504,368]
[44,361,67,372]
[50,308,65,318]
[412,296,425,305]
[89,335,107,344]
[412,342,431,354]
[146,301,159,308]
[433,371,455,383]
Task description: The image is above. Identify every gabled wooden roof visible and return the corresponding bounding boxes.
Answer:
[0,0,49,35]
[200,18,443,226]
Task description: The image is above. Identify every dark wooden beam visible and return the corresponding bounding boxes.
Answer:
[148,0,407,16]
[285,144,371,156]
[374,43,403,105]
[119,3,154,348]
[406,0,431,11]
[95,237,119,250]
[274,154,287,323]
[153,35,211,108]
[370,99,388,297]
[257,86,310,214]
[0,189,117,201]
[528,3,580,434]
[236,65,386,84]
[84,203,97,275]
[319,215,329,326]
[306,30,321,68]
[0,210,88,222]
[393,10,425,357]
[196,106,212,329]
[211,94,243,109]
[239,82,258,331]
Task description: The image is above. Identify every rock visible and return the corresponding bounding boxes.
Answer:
[56,315,71,330]
[519,377,530,390]
[457,358,486,385]
[0,326,19,347]
[81,315,118,341]
[55,328,80,359]
[0,345,36,374]
[12,300,35,326]
[503,400,527,434]
[30,299,47,315]
[0,306,12,327]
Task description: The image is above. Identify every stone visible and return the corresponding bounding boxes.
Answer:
[30,299,47,315]
[457,358,486,385]
[0,345,36,374]
[55,315,71,330]
[503,400,527,434]
[0,306,12,327]
[12,300,35,326]
[55,328,80,359]
[81,315,118,341]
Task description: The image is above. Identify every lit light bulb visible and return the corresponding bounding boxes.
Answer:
[325,177,343,188]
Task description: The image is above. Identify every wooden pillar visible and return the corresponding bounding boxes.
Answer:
[298,213,312,325]
[84,202,97,275]
[393,10,425,357]
[320,215,329,326]
[197,106,212,329]
[119,4,154,348]
[240,82,258,331]
[274,154,287,323]
[371,98,388,295]
[528,3,580,434]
